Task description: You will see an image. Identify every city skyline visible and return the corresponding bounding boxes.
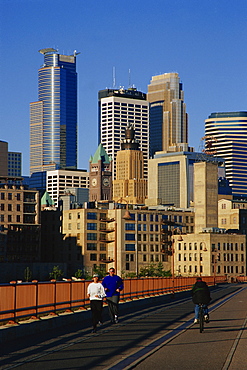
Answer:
[1,0,247,176]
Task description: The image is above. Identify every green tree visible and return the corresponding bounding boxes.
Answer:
[74,269,83,279]
[49,265,63,280]
[24,266,32,282]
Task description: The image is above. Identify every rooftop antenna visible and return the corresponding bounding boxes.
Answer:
[128,69,131,87]
[113,67,116,88]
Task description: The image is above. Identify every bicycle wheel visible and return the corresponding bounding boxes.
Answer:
[199,306,204,333]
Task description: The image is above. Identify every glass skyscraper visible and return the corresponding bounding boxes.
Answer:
[30,48,78,174]
[205,112,247,197]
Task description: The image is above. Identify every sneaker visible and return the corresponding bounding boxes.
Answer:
[194,319,198,324]
[204,315,209,323]
[98,321,103,326]
[92,328,97,333]
[114,315,118,324]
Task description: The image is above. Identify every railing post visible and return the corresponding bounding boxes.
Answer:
[9,281,17,323]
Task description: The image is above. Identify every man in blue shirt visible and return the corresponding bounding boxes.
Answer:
[102,267,123,324]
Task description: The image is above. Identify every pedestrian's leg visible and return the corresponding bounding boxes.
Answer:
[90,300,98,331]
[194,304,199,320]
[95,300,103,324]
[106,297,115,322]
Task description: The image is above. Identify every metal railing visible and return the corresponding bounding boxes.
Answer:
[0,276,228,324]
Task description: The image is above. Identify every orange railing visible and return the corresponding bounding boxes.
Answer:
[0,276,228,324]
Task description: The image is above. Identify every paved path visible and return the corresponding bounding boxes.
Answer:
[0,284,246,370]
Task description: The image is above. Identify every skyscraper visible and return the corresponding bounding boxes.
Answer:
[147,73,188,157]
[113,124,147,204]
[30,48,78,175]
[98,87,149,179]
[205,112,247,197]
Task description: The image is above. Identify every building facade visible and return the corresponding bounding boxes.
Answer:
[98,87,149,179]
[147,73,188,157]
[62,206,194,276]
[113,124,147,204]
[8,152,22,177]
[0,184,40,262]
[46,169,89,206]
[146,151,223,209]
[30,48,78,174]
[205,112,247,197]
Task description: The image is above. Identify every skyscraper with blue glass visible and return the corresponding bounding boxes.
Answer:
[205,112,247,197]
[30,48,78,175]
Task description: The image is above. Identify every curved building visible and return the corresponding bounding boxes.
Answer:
[30,48,78,174]
[205,112,247,197]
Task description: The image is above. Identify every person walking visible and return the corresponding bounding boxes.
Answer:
[191,277,211,324]
[87,274,106,333]
[102,267,123,324]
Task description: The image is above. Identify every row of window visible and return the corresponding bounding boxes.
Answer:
[0,204,21,211]
[1,193,21,200]
[177,253,245,262]
[177,265,245,275]
[0,215,21,222]
[177,242,244,251]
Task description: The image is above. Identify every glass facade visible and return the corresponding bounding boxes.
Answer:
[30,49,78,174]
[205,112,247,196]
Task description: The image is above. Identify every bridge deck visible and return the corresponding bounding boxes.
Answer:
[1,284,246,370]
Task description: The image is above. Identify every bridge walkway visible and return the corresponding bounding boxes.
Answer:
[0,284,246,370]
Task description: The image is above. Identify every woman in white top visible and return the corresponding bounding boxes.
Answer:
[87,274,106,333]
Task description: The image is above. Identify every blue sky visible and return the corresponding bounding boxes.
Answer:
[0,0,247,175]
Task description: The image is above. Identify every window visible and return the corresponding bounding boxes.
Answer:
[16,215,20,222]
[100,254,106,261]
[87,243,97,250]
[90,254,97,261]
[68,223,71,230]
[126,263,130,270]
[125,244,135,251]
[8,193,12,200]
[125,223,135,231]
[125,234,135,241]
[69,213,72,220]
[16,204,21,212]
[0,193,4,200]
[222,203,226,209]
[143,255,147,262]
[8,215,12,222]
[87,233,97,240]
[87,223,97,230]
[77,223,80,230]
[0,204,4,211]
[8,204,12,211]
[87,212,97,220]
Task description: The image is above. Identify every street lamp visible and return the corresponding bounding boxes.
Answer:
[172,229,183,292]
[199,242,207,276]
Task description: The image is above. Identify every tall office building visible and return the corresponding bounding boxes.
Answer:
[113,124,147,204]
[205,112,247,197]
[30,48,78,175]
[147,73,188,157]
[98,87,149,179]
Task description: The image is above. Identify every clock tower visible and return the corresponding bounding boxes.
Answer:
[89,143,112,202]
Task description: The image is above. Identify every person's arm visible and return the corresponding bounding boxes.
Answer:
[87,284,91,298]
[116,277,123,292]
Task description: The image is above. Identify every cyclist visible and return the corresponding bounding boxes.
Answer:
[191,277,211,324]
